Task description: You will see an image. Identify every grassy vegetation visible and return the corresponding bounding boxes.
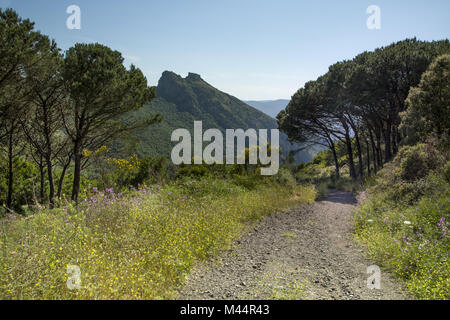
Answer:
[269,278,307,300]
[295,152,359,199]
[354,142,449,300]
[0,175,316,300]
[295,135,449,300]
[255,267,307,300]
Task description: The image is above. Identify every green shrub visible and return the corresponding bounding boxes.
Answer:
[315,182,329,199]
[354,145,450,300]
[275,167,296,186]
[0,157,40,212]
[105,155,172,190]
[176,165,210,178]
[444,161,450,183]
[396,143,444,182]
[173,176,244,198]
[232,174,261,190]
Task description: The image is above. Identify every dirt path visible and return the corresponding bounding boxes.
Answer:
[178,190,410,300]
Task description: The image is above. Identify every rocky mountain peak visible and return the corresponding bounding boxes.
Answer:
[186,72,202,81]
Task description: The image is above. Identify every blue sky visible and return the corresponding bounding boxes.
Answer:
[2,0,449,100]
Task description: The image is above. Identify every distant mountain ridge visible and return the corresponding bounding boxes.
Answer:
[156,71,276,130]
[123,72,317,163]
[244,99,291,118]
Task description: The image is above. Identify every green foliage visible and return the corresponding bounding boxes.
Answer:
[279,38,450,181]
[172,176,245,199]
[328,177,357,193]
[295,146,360,197]
[274,167,296,186]
[112,156,171,189]
[444,161,450,183]
[231,174,261,190]
[177,165,210,179]
[0,157,39,212]
[396,143,445,182]
[62,42,160,201]
[132,157,172,186]
[312,150,330,166]
[0,8,51,93]
[401,54,450,145]
[61,172,98,202]
[315,182,330,199]
[354,143,449,299]
[364,142,447,206]
[0,9,63,208]
[84,150,174,192]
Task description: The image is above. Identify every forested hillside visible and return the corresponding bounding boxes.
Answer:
[120,71,317,163]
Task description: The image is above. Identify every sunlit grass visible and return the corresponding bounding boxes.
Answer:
[0,178,316,300]
[282,232,297,238]
[354,170,449,300]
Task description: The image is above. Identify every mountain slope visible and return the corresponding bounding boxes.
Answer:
[125,72,316,163]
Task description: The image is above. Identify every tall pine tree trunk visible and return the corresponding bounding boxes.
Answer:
[342,120,356,181]
[392,125,398,156]
[347,116,364,179]
[384,120,392,163]
[375,125,383,168]
[39,159,45,202]
[57,161,70,199]
[46,154,55,206]
[44,114,55,206]
[365,138,371,177]
[369,129,377,174]
[329,137,340,179]
[71,142,82,203]
[354,129,364,179]
[6,129,14,209]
